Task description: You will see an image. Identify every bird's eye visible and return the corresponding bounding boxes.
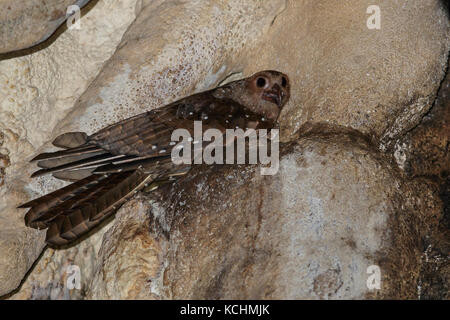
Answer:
[256,77,266,88]
[281,76,287,87]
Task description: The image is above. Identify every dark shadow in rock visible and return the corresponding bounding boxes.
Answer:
[396,53,449,299]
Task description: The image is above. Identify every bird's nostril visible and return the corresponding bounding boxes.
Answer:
[272,83,281,91]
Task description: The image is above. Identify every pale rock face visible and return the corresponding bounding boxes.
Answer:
[0,0,139,297]
[86,197,165,300]
[151,128,438,299]
[1,0,448,299]
[54,0,286,135]
[0,0,91,54]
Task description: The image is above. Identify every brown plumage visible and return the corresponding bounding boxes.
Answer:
[19,70,290,246]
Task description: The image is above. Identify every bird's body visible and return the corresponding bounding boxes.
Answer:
[19,70,290,246]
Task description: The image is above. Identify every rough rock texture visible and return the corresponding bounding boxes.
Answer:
[0,228,46,298]
[0,0,139,297]
[0,0,91,54]
[2,0,449,299]
[394,63,450,299]
[248,0,449,147]
[87,197,164,299]
[151,127,440,299]
[8,228,105,300]
[394,63,450,179]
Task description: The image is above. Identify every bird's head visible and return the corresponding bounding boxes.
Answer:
[232,70,290,123]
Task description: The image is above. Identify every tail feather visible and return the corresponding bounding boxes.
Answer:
[93,155,169,174]
[19,174,100,209]
[37,151,105,169]
[21,174,105,227]
[29,175,113,226]
[31,153,125,178]
[30,144,102,162]
[21,129,186,246]
[22,170,153,246]
[44,170,154,245]
[30,141,167,179]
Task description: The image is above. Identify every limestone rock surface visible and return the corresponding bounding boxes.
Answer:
[0,0,139,297]
[149,127,439,299]
[0,0,91,54]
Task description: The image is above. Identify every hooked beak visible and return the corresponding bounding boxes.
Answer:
[262,84,283,107]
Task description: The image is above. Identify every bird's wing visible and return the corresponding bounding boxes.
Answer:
[88,93,270,155]
[20,169,156,245]
[20,92,269,246]
[29,94,208,179]
[88,94,241,156]
[29,93,270,180]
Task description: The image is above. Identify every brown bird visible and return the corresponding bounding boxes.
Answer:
[19,70,290,246]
